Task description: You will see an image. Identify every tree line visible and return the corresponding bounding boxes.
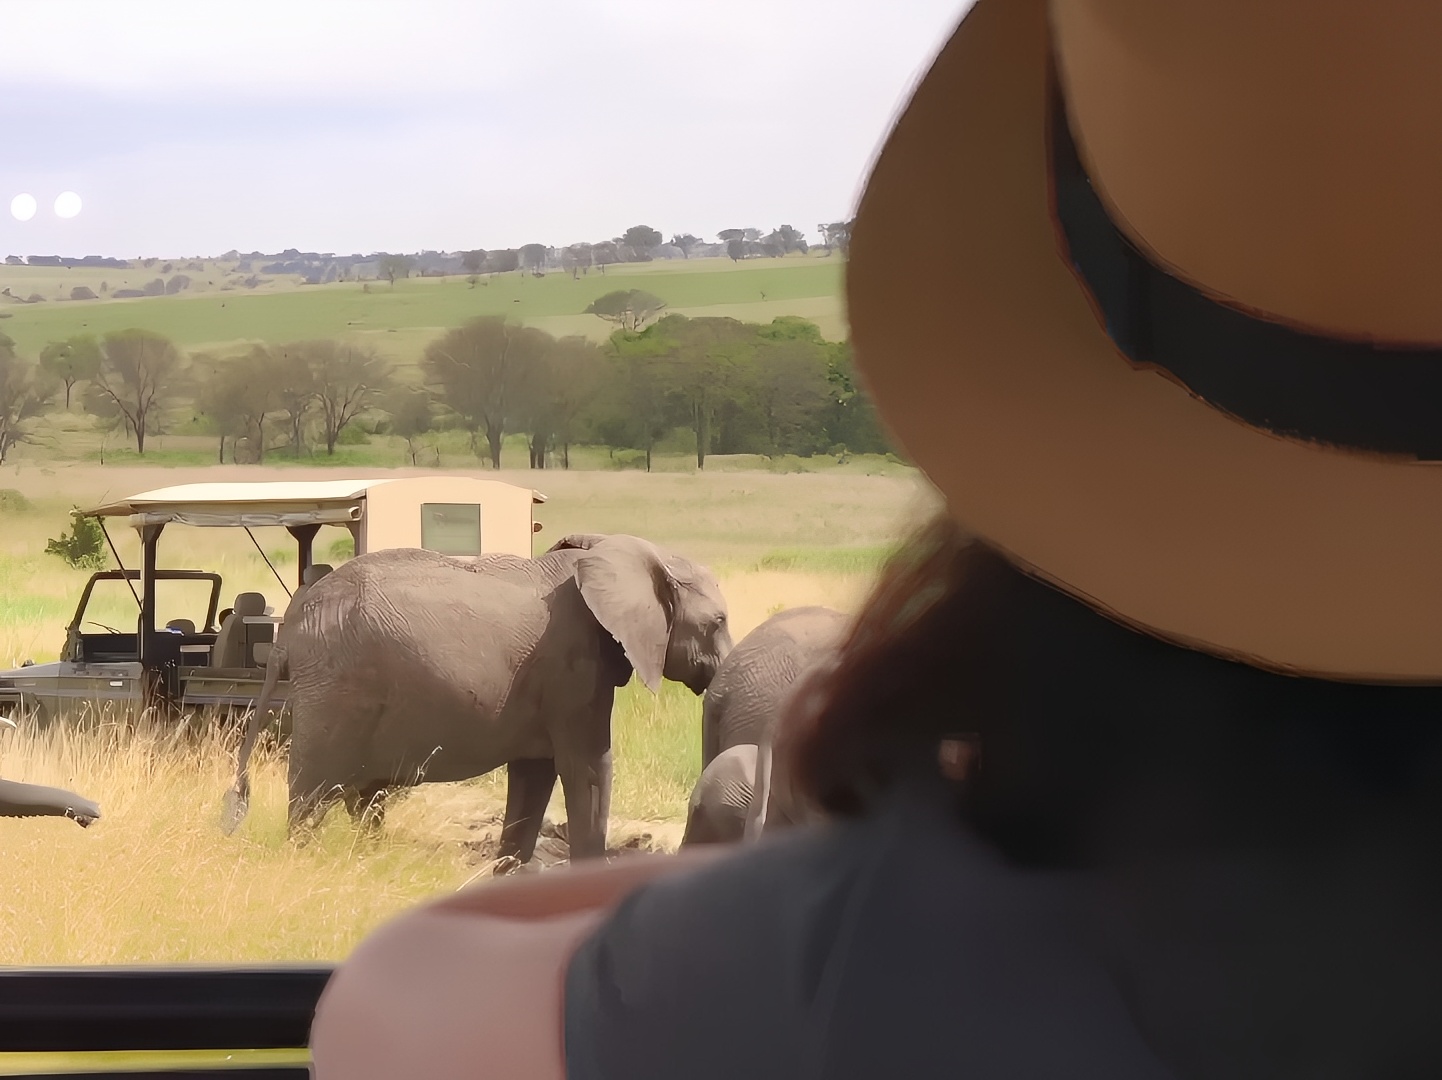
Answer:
[0,310,889,469]
[411,220,853,282]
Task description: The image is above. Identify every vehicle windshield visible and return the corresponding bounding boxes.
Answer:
[0,0,963,979]
[79,576,218,637]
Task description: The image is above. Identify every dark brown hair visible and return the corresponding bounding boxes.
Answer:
[787,514,1442,868]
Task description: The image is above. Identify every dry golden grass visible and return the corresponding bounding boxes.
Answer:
[0,701,701,964]
[0,462,935,963]
[0,710,472,963]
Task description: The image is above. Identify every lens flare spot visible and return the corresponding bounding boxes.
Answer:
[54,191,82,219]
[9,193,37,221]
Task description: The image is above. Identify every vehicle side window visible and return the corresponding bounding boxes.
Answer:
[420,503,483,556]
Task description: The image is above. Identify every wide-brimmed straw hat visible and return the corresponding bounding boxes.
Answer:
[848,0,1442,682]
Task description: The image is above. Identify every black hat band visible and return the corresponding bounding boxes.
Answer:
[1050,80,1442,461]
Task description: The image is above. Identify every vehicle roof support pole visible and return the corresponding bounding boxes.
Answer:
[286,524,321,588]
[137,523,164,669]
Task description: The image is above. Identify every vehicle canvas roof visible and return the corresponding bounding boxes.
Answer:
[84,476,547,529]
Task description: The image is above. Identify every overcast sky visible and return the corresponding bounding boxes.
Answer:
[1,1,968,259]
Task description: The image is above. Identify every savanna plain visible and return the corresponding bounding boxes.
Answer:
[0,456,938,966]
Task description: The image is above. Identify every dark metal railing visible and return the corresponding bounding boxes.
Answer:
[0,964,333,1078]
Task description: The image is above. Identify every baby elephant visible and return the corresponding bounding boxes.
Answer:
[682,743,759,845]
[683,606,850,847]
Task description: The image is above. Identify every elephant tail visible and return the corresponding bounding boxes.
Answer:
[0,778,101,827]
[221,641,287,836]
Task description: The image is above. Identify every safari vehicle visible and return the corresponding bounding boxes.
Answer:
[0,476,546,723]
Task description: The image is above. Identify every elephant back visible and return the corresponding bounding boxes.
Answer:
[703,607,851,764]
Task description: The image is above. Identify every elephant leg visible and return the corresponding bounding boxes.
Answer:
[558,750,612,861]
[344,783,389,834]
[701,697,721,771]
[497,758,557,863]
[287,768,341,842]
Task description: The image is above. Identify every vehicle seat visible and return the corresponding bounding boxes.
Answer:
[212,593,266,668]
[165,619,196,634]
[304,563,334,587]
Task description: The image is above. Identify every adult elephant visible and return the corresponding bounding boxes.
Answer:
[223,533,732,863]
[683,606,849,847]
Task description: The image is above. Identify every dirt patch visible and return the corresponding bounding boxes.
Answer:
[460,816,680,877]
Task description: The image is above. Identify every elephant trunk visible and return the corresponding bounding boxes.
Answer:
[222,641,287,836]
[0,778,101,827]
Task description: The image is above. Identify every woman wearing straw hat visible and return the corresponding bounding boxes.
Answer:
[311,0,1442,1075]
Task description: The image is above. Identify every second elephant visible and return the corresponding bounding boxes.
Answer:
[701,605,851,767]
[225,533,732,862]
[684,606,850,846]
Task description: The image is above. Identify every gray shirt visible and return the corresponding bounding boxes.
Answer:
[563,775,1177,1080]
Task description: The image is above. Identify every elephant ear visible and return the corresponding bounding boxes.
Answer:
[546,533,610,554]
[574,536,672,694]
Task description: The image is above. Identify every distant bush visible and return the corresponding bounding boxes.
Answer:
[112,289,146,298]
[326,536,355,563]
[335,425,369,446]
[164,274,191,294]
[0,489,32,512]
[142,278,166,296]
[70,286,97,301]
[44,508,108,570]
[25,293,44,303]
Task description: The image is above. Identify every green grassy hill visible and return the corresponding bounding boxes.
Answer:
[0,254,847,366]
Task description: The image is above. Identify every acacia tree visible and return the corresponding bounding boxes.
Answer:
[671,233,699,258]
[39,334,101,408]
[591,241,619,272]
[746,336,832,455]
[822,340,889,454]
[622,225,663,259]
[519,244,550,274]
[818,220,853,256]
[0,334,57,465]
[513,335,605,468]
[84,329,184,454]
[646,315,754,469]
[190,353,243,462]
[584,289,666,332]
[266,343,317,455]
[562,243,593,278]
[380,385,434,465]
[421,316,551,468]
[487,249,521,274]
[280,340,391,454]
[378,255,412,286]
[195,348,285,463]
[599,334,680,472]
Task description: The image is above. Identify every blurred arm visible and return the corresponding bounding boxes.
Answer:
[310,849,723,1080]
